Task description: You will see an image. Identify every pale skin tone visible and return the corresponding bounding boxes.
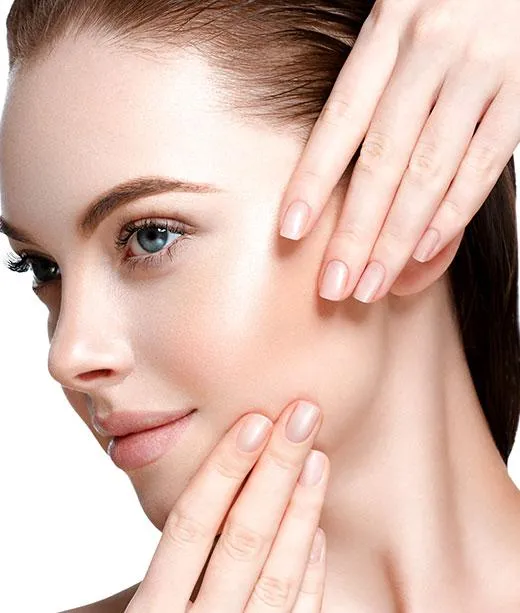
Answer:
[1,33,520,612]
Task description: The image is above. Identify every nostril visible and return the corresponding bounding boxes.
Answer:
[77,369,113,382]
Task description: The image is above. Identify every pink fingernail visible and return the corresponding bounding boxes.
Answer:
[319,260,349,301]
[280,201,311,240]
[353,261,385,303]
[413,228,440,263]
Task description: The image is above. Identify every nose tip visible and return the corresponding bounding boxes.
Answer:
[48,339,133,391]
[45,273,134,392]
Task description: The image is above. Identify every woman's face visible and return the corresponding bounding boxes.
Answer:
[0,34,384,529]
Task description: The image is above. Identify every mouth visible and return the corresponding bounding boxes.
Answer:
[92,408,195,437]
[106,409,197,471]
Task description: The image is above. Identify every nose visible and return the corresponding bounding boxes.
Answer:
[47,278,134,392]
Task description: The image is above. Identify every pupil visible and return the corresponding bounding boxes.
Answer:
[33,259,59,283]
[137,227,168,253]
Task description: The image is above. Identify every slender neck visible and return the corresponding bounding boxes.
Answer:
[320,280,520,612]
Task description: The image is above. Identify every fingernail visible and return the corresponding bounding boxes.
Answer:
[353,261,385,303]
[413,228,440,262]
[319,260,349,301]
[280,201,311,240]
[237,414,273,452]
[286,401,320,443]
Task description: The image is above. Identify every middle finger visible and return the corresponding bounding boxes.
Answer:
[193,399,324,610]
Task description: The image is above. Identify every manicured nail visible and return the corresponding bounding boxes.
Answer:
[353,261,385,303]
[413,228,440,262]
[237,414,273,452]
[286,401,320,443]
[319,260,349,301]
[280,200,311,240]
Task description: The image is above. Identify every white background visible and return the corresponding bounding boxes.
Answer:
[0,6,519,613]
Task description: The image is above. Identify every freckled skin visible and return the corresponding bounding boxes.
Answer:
[2,32,520,611]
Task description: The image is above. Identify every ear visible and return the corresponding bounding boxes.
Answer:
[389,229,465,297]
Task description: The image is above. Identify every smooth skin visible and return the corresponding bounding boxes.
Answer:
[2,9,520,613]
[280,0,520,304]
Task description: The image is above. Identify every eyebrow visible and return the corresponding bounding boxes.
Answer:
[0,176,224,244]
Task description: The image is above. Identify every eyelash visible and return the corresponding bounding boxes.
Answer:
[4,218,189,290]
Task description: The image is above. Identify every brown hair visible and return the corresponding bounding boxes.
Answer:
[5,0,520,463]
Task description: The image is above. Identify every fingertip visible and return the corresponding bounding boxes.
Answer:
[280,200,312,240]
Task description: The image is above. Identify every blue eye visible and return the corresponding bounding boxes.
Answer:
[115,218,189,269]
[130,225,178,255]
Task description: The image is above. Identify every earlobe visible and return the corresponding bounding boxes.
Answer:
[389,229,465,298]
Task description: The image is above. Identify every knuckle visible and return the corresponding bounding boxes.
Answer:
[407,141,443,184]
[219,519,268,562]
[319,95,354,128]
[461,143,500,183]
[296,167,323,191]
[251,574,295,609]
[358,131,393,174]
[333,223,368,246]
[411,6,454,44]
[164,507,210,548]
[440,198,469,225]
[299,574,322,597]
[264,447,302,473]
[378,222,404,246]
[290,496,323,523]
[210,445,248,481]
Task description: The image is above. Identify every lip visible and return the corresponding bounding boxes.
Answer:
[107,410,195,471]
[92,408,195,437]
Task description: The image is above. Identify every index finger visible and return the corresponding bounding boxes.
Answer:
[125,412,273,612]
[279,16,397,241]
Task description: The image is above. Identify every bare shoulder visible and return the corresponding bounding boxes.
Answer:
[58,582,141,613]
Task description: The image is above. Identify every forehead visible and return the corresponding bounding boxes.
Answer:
[0,32,306,253]
[0,34,293,232]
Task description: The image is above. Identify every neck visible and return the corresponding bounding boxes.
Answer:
[321,279,520,612]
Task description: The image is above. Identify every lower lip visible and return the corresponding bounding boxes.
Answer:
[107,411,195,471]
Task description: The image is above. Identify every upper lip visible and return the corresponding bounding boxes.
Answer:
[92,408,194,437]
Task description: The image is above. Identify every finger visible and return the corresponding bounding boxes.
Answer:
[291,528,327,613]
[318,43,447,301]
[412,79,520,264]
[244,454,329,612]
[192,400,323,612]
[349,59,500,303]
[279,15,398,241]
[125,412,274,612]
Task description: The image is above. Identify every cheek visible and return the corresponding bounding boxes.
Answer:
[130,205,382,442]
[130,228,288,404]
